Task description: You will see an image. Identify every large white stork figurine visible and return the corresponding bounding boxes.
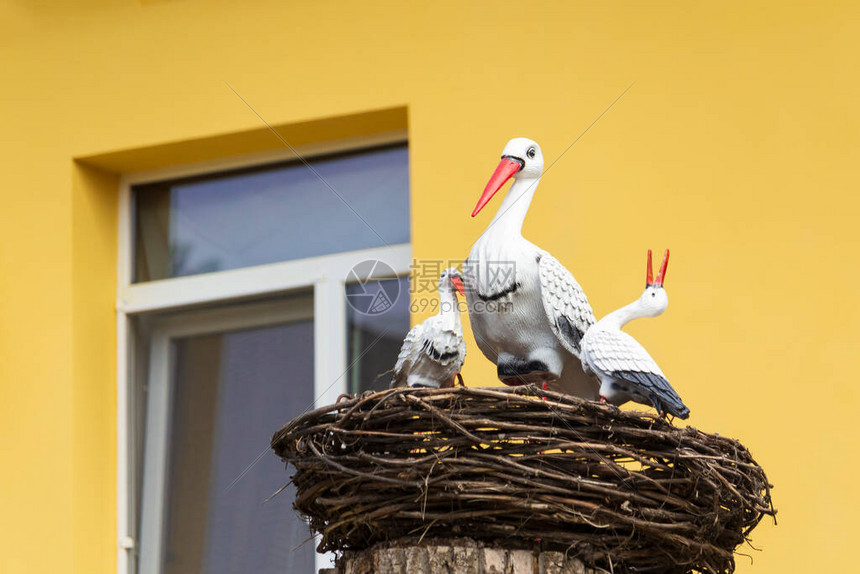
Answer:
[390,268,467,389]
[464,138,597,398]
[581,249,690,419]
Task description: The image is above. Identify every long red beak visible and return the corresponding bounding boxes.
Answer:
[646,249,670,286]
[646,249,654,286]
[450,275,465,296]
[471,157,523,217]
[655,249,669,286]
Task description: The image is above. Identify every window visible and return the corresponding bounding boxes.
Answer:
[117,136,411,574]
[132,145,410,282]
[346,275,411,394]
[138,296,315,574]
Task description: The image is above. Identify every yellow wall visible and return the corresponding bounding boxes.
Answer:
[1,1,858,572]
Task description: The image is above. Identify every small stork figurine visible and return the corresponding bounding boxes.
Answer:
[390,268,467,389]
[581,250,690,419]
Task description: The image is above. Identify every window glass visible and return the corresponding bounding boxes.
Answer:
[133,144,409,282]
[159,320,315,574]
[345,275,410,394]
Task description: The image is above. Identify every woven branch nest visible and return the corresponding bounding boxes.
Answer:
[271,385,775,574]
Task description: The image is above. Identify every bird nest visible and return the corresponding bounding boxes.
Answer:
[271,385,775,574]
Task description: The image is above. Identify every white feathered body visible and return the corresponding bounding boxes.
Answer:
[391,293,466,389]
[465,228,597,398]
[582,327,665,392]
[582,311,689,418]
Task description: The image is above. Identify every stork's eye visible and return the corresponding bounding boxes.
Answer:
[651,292,656,297]
[527,147,536,159]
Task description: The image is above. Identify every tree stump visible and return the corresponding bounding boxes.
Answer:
[320,538,597,574]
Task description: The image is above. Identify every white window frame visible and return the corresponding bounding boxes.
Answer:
[116,131,410,574]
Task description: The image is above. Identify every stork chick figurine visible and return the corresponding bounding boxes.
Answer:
[390,268,467,389]
[465,138,597,398]
[581,249,690,419]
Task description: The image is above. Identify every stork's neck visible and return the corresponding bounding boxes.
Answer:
[601,298,646,330]
[438,286,462,328]
[487,176,540,236]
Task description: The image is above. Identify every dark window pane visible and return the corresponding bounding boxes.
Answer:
[162,320,314,574]
[346,276,410,394]
[133,144,410,282]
